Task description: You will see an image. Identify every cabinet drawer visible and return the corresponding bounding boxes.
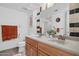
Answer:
[26,37,38,48]
[38,42,75,56]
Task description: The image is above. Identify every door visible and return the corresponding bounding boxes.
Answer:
[38,50,48,56]
[26,43,37,56]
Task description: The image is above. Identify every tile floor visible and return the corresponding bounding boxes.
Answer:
[14,52,25,56]
[0,47,19,56]
[0,47,26,56]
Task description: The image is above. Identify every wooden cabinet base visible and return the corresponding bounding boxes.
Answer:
[25,37,77,56]
[38,42,75,56]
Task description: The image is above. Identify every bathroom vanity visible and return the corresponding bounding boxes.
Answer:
[25,35,79,56]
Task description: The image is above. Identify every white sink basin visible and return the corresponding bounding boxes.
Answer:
[48,39,65,44]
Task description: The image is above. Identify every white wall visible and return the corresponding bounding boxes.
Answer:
[0,7,30,51]
[31,8,41,35]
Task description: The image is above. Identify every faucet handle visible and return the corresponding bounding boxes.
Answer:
[58,35,65,40]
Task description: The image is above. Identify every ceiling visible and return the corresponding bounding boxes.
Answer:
[0,3,42,14]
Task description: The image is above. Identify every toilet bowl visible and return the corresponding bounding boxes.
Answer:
[18,41,25,52]
[18,41,25,47]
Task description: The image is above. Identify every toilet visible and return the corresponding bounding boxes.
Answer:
[18,41,25,53]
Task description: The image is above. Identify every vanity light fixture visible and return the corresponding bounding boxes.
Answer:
[56,17,60,22]
[37,12,40,15]
[37,19,40,22]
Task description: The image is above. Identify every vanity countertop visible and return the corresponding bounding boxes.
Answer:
[26,35,79,55]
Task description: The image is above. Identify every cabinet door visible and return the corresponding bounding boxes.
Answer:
[38,50,48,56]
[38,42,75,56]
[26,37,38,48]
[26,43,37,56]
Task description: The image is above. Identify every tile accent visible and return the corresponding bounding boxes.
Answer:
[70,23,79,27]
[70,32,79,37]
[70,9,74,14]
[70,8,79,14]
[75,8,79,13]
[69,3,79,10]
[69,4,79,37]
[70,27,79,32]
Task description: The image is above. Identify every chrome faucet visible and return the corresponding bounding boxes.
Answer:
[58,35,65,40]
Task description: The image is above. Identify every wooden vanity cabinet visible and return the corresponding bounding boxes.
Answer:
[26,43,37,56]
[38,42,75,56]
[26,37,38,56]
[25,37,77,56]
